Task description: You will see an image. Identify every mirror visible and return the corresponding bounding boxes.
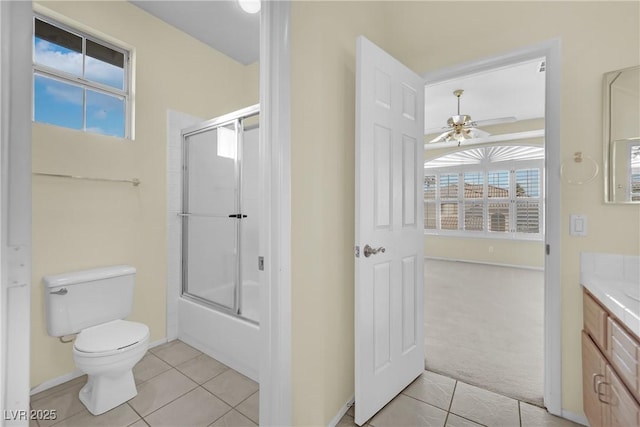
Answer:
[604,65,640,203]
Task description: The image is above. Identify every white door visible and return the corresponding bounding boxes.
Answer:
[355,36,425,425]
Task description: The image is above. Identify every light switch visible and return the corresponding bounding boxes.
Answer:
[570,214,587,236]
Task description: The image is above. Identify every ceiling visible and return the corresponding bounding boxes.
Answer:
[129,0,260,65]
[127,2,544,134]
[425,58,546,134]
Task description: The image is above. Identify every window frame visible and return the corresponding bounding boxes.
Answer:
[32,13,132,139]
[424,147,544,241]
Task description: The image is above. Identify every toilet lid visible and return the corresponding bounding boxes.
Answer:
[74,320,149,353]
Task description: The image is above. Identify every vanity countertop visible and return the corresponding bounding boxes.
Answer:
[581,252,640,338]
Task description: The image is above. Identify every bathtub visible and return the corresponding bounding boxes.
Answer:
[177,281,260,382]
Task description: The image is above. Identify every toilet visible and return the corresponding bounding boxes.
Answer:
[43,265,149,415]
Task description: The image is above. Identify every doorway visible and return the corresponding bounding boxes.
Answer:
[422,58,546,405]
[424,43,561,413]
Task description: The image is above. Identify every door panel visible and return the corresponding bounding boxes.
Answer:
[184,216,237,310]
[355,36,425,425]
[183,122,239,312]
[374,125,392,229]
[185,123,238,216]
[401,255,417,353]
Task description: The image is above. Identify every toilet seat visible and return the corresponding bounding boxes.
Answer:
[74,320,149,356]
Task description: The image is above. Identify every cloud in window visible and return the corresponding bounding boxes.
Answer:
[44,82,82,106]
[35,39,123,88]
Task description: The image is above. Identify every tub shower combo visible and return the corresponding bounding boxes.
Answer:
[176,105,260,381]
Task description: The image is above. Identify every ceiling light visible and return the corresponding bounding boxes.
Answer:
[238,0,260,14]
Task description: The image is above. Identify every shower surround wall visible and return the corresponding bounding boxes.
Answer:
[166,109,260,382]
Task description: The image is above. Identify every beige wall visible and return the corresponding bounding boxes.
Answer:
[425,236,544,268]
[290,2,390,424]
[290,1,640,425]
[31,0,258,388]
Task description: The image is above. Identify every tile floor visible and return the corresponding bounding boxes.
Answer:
[29,340,258,427]
[30,340,579,427]
[337,370,580,427]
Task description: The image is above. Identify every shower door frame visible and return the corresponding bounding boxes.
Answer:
[180,104,260,322]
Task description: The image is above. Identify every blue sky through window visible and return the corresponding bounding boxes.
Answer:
[33,33,126,138]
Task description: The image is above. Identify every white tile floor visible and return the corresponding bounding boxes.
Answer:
[30,340,258,427]
[339,370,580,427]
[31,340,578,427]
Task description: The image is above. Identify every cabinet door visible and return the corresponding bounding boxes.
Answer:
[583,331,608,427]
[584,290,608,350]
[608,317,640,400]
[607,365,640,427]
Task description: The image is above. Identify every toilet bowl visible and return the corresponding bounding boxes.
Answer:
[43,265,149,415]
[73,319,149,415]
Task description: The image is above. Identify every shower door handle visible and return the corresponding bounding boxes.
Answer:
[228,214,248,219]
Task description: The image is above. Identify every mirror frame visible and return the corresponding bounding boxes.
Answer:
[603,65,640,204]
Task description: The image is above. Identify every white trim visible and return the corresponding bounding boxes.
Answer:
[561,410,589,426]
[0,2,5,417]
[259,1,292,426]
[29,371,84,396]
[425,256,545,272]
[166,109,203,342]
[2,1,33,425]
[328,397,354,427]
[421,38,563,416]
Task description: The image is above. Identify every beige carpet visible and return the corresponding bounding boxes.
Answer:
[424,259,544,406]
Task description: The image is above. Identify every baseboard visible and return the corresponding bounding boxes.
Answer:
[30,370,85,396]
[425,256,544,271]
[328,396,354,427]
[560,410,588,426]
[30,337,169,395]
[149,338,169,349]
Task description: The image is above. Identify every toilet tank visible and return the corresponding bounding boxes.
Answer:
[43,265,136,337]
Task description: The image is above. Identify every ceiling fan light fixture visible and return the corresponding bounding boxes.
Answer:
[447,114,471,127]
[238,0,261,14]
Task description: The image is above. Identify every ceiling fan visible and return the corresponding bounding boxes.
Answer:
[427,89,517,146]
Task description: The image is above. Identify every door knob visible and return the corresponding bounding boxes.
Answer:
[363,244,385,257]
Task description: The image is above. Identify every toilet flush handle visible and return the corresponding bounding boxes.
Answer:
[50,288,68,295]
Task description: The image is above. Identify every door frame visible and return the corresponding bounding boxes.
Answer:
[420,38,562,415]
[258,1,293,425]
[1,0,34,423]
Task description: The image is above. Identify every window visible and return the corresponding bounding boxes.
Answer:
[33,15,130,138]
[424,145,544,239]
[631,144,640,202]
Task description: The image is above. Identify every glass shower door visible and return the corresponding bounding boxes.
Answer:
[182,122,239,312]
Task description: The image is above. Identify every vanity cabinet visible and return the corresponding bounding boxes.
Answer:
[582,290,640,427]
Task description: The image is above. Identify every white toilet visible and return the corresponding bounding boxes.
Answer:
[43,265,149,415]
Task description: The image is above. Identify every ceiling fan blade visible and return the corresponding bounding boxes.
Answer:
[472,116,517,127]
[429,130,452,143]
[424,125,450,135]
[469,127,491,139]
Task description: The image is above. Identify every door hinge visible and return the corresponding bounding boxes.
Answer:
[546,244,550,255]
[258,256,264,271]
[355,245,360,258]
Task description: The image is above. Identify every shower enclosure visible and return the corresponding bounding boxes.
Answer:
[180,104,260,324]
